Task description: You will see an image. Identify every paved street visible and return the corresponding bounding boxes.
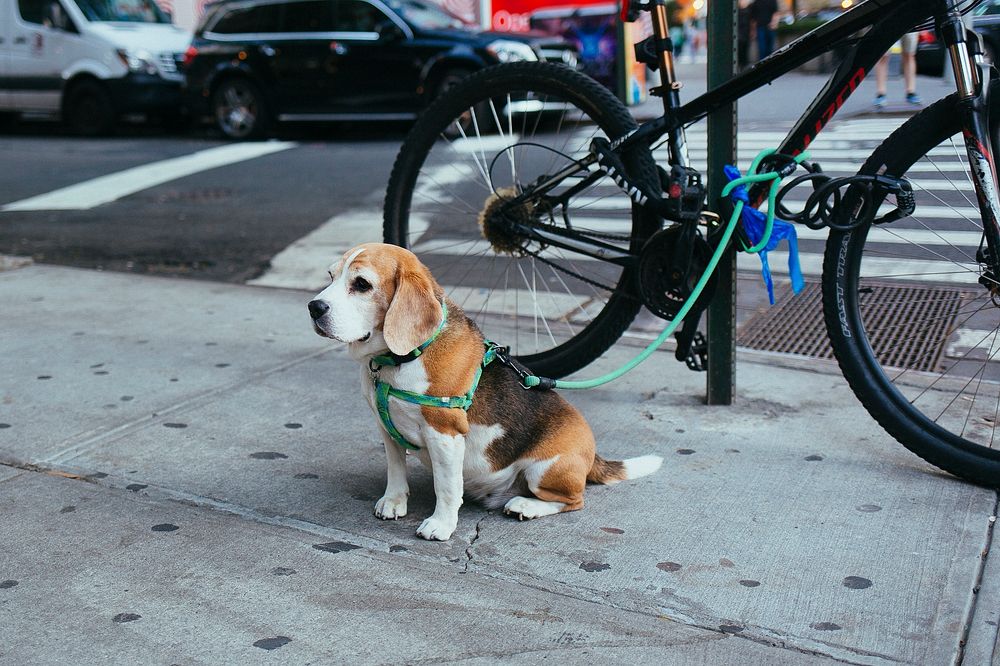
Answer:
[6,91,993,376]
[0,61,959,284]
[0,122,407,282]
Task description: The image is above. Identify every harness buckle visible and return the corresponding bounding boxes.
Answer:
[493,345,535,390]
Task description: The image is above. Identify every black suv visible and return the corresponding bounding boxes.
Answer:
[183,0,578,138]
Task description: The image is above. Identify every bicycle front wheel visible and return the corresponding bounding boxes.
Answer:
[823,92,1000,487]
[383,62,660,378]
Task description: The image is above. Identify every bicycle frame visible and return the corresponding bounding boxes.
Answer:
[510,0,1000,278]
[654,0,942,165]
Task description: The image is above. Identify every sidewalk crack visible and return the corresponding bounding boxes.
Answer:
[957,491,1000,665]
[463,514,488,573]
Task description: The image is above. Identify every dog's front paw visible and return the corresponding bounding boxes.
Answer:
[374,495,408,520]
[416,516,457,541]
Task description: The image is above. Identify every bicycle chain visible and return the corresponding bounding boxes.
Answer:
[538,209,632,242]
[511,211,635,296]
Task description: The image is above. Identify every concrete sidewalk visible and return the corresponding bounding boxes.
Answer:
[1,262,997,665]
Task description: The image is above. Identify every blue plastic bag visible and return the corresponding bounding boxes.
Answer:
[724,164,805,304]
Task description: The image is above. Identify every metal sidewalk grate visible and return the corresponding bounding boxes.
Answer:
[737,280,967,373]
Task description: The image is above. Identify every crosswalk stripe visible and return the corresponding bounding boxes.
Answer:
[413,223,987,254]
[738,250,978,283]
[562,194,980,219]
[1,141,298,212]
[250,117,986,296]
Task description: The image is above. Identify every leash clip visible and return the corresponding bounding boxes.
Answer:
[492,345,557,390]
[368,358,381,383]
[493,346,532,390]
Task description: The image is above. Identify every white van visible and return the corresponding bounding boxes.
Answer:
[0,0,192,133]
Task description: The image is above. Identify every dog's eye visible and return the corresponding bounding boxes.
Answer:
[351,277,372,293]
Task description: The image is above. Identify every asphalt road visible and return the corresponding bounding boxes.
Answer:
[0,118,409,282]
[0,63,959,284]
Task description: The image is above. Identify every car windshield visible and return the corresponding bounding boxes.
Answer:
[71,0,170,22]
[386,0,470,30]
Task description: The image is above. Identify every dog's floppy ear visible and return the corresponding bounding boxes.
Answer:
[383,262,442,355]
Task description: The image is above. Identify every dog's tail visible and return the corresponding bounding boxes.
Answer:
[587,454,663,485]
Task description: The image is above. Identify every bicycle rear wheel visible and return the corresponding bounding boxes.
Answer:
[823,92,1000,487]
[383,62,660,378]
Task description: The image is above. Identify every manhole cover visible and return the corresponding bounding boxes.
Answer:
[737,280,968,373]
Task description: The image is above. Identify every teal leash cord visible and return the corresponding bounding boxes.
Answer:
[522,149,809,391]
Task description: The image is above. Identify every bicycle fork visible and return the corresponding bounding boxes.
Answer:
[941,6,1000,291]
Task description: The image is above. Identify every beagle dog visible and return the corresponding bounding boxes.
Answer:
[308,243,662,541]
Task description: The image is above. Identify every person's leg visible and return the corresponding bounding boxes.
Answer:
[901,33,920,104]
[874,53,889,107]
[756,25,767,61]
[762,27,775,58]
[903,53,918,96]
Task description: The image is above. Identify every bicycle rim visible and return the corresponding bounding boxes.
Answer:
[384,63,659,377]
[825,93,1000,486]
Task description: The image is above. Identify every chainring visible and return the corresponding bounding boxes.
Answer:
[638,225,718,320]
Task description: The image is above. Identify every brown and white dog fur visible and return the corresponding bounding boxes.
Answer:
[308,243,662,541]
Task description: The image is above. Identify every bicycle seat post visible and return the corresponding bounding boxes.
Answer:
[637,0,690,168]
[648,0,682,114]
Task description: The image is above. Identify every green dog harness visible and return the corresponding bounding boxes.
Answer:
[368,303,499,451]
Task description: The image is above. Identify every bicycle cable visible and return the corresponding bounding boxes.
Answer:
[771,162,915,231]
[518,148,807,390]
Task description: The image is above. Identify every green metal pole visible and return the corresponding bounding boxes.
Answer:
[705,0,738,405]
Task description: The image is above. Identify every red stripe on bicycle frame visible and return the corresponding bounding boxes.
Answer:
[791,67,866,157]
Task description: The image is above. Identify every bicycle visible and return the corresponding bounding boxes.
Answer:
[383,0,1000,489]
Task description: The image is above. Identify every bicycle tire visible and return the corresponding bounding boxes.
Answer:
[823,92,1000,488]
[383,62,660,378]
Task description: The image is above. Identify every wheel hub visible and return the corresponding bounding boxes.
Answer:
[975,245,1000,303]
[478,187,540,256]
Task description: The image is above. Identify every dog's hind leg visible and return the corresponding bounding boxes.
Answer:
[503,454,588,520]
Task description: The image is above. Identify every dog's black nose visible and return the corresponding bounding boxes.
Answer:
[308,300,330,320]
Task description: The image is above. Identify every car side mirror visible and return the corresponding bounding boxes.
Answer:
[376,21,404,42]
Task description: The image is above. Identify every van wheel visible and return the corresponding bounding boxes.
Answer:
[212,78,269,140]
[64,80,116,136]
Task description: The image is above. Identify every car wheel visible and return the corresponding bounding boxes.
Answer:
[434,69,483,139]
[64,80,116,136]
[212,78,270,140]
[433,68,474,100]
